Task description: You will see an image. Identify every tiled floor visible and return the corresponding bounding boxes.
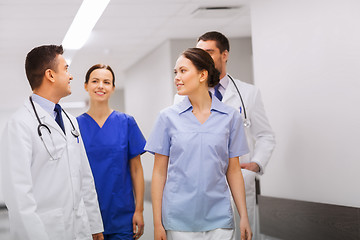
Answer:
[0,207,281,240]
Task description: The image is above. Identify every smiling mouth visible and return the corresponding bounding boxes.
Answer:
[95,92,105,95]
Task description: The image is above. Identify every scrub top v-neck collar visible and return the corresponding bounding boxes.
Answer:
[83,110,115,129]
[177,92,230,126]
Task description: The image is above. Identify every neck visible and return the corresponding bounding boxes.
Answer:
[219,67,227,80]
[219,72,226,80]
[188,88,212,113]
[87,100,113,118]
[33,89,61,104]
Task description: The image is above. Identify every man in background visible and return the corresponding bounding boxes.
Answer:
[198,31,275,240]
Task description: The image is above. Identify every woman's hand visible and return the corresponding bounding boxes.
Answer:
[92,232,104,240]
[154,224,167,240]
[132,210,144,239]
[240,218,252,240]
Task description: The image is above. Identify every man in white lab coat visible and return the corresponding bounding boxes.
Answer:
[174,32,275,239]
[0,45,104,240]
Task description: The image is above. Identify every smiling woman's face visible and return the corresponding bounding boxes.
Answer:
[174,55,206,96]
[85,68,115,102]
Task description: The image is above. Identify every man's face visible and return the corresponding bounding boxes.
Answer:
[196,40,227,76]
[52,54,73,98]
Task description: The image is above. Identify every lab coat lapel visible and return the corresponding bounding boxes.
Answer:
[222,78,241,106]
[24,100,67,140]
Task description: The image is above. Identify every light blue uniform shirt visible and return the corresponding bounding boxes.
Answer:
[145,93,249,232]
[31,94,56,119]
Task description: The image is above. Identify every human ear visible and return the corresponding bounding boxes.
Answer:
[199,70,208,83]
[84,83,88,92]
[45,69,55,83]
[222,50,229,63]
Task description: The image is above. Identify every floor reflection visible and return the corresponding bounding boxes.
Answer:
[0,206,282,240]
[0,208,10,240]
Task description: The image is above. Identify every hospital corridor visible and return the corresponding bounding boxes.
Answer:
[0,0,359,240]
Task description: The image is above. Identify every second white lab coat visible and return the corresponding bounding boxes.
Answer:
[221,77,275,239]
[0,99,103,240]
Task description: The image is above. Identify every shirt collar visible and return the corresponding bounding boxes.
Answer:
[209,74,230,94]
[177,96,193,114]
[177,92,230,115]
[219,74,230,89]
[31,93,56,118]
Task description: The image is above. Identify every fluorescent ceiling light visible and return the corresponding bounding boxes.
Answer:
[62,0,111,50]
[192,6,243,18]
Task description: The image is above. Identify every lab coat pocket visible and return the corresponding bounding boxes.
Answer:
[75,200,92,238]
[241,169,256,193]
[38,208,66,240]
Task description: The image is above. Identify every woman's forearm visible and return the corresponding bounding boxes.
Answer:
[226,157,249,219]
[151,153,169,226]
[130,155,145,212]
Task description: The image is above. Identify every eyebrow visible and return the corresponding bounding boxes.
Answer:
[91,77,112,81]
[176,66,187,70]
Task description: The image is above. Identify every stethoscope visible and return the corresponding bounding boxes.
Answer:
[227,74,251,128]
[29,96,80,160]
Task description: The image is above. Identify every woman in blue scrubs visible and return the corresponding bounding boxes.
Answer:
[145,48,252,240]
[77,64,146,240]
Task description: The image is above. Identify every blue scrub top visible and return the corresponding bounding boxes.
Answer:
[77,111,146,234]
[145,94,249,232]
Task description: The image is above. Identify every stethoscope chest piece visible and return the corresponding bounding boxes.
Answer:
[244,119,251,128]
[71,129,80,138]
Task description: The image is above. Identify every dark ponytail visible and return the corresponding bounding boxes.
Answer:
[182,48,220,87]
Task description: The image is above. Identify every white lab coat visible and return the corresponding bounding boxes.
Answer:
[174,76,275,239]
[0,99,103,240]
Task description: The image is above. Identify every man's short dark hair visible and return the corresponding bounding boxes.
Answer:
[25,45,64,90]
[198,31,230,53]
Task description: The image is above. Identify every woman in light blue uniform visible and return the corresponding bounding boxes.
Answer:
[145,48,252,240]
[77,64,146,240]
